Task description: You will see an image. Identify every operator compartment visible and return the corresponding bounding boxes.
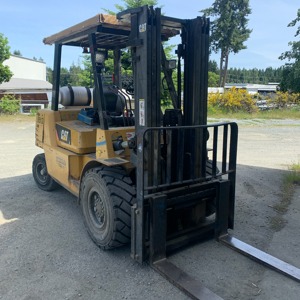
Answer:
[55,85,135,156]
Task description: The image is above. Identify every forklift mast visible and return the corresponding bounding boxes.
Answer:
[116,6,233,263]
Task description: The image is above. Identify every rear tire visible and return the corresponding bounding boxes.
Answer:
[32,153,59,191]
[80,166,136,250]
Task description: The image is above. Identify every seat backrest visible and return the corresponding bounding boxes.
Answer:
[102,86,125,116]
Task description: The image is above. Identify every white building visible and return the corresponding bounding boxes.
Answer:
[0,55,52,113]
[224,83,279,95]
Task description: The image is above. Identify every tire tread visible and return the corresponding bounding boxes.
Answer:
[80,166,135,250]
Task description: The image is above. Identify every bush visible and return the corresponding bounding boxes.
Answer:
[0,94,21,115]
[30,107,38,116]
[208,87,258,113]
[267,91,300,109]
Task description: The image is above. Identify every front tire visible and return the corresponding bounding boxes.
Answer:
[32,153,59,191]
[80,166,136,250]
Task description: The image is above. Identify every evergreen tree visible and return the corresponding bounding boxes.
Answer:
[13,50,22,56]
[60,67,71,86]
[201,0,252,87]
[279,9,300,92]
[46,67,53,83]
[103,0,158,15]
[102,0,165,80]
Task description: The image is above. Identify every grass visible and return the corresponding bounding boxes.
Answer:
[1,106,300,122]
[270,162,300,231]
[285,162,300,186]
[0,113,36,123]
[208,107,300,120]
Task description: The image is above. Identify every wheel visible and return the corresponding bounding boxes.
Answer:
[32,153,59,191]
[206,159,221,177]
[80,166,136,250]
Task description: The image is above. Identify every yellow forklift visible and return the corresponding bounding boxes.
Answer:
[33,6,300,299]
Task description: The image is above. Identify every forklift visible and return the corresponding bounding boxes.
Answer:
[33,6,300,299]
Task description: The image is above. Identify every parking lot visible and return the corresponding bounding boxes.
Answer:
[0,116,300,300]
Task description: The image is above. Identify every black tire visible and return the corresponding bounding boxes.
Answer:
[32,153,59,191]
[80,166,136,250]
[206,159,221,177]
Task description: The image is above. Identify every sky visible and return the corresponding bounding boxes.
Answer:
[0,0,299,70]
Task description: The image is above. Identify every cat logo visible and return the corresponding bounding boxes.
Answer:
[56,124,71,144]
[61,130,69,142]
[139,23,146,33]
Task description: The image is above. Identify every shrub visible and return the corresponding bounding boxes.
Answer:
[267,91,300,109]
[30,107,38,116]
[208,87,258,113]
[0,94,21,115]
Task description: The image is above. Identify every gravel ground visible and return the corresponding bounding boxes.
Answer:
[0,117,299,300]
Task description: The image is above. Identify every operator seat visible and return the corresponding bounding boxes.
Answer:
[102,86,125,116]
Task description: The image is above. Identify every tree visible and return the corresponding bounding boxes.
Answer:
[0,94,20,114]
[46,67,53,83]
[208,60,219,86]
[279,64,300,92]
[67,63,80,86]
[279,9,300,92]
[201,0,252,87]
[102,0,163,78]
[13,50,22,56]
[208,60,219,73]
[103,0,158,15]
[103,0,180,104]
[76,56,93,87]
[60,67,71,86]
[208,71,220,87]
[0,33,13,84]
[33,56,44,62]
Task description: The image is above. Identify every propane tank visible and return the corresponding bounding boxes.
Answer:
[59,86,92,106]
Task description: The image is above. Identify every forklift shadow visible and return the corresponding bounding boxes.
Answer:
[0,174,36,228]
[0,173,76,231]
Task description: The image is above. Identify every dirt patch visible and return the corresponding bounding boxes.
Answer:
[0,114,35,123]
